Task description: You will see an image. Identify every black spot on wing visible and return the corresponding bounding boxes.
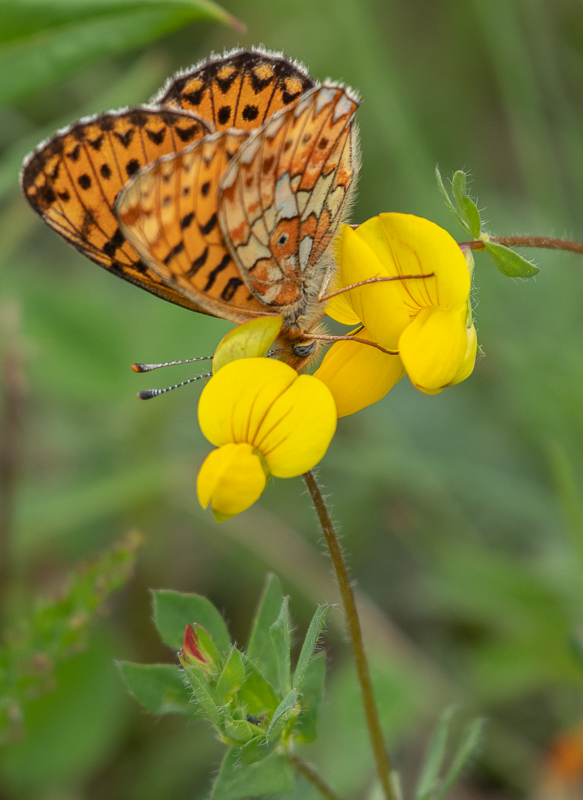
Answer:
[114,129,134,148]
[242,104,259,122]
[204,253,231,291]
[199,213,217,235]
[146,127,166,145]
[218,106,231,125]
[221,276,243,301]
[188,247,208,276]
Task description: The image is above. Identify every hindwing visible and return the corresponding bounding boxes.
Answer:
[156,48,316,132]
[217,84,360,312]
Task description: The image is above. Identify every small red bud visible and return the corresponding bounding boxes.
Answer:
[181,624,206,665]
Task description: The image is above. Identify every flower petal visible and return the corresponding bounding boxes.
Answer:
[399,305,470,394]
[198,359,297,448]
[256,375,337,477]
[373,214,471,311]
[327,223,410,347]
[448,322,478,387]
[314,329,404,417]
[213,317,283,373]
[197,443,268,522]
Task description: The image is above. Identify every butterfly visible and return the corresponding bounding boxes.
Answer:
[21,49,360,369]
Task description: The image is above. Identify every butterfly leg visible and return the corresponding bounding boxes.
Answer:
[317,273,435,303]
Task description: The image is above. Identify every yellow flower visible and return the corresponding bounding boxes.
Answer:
[315,213,477,415]
[197,358,337,521]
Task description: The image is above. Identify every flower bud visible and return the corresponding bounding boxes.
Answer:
[179,623,221,675]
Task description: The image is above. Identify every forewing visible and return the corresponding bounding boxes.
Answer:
[157,49,315,132]
[116,131,273,323]
[21,107,211,312]
[217,84,360,310]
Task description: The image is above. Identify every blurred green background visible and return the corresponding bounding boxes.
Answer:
[3,0,583,798]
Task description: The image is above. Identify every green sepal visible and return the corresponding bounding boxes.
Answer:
[293,652,326,744]
[236,671,281,720]
[293,605,330,691]
[117,661,196,717]
[483,240,540,278]
[212,745,295,800]
[246,574,284,689]
[266,688,298,739]
[182,665,222,730]
[214,647,246,706]
[451,171,482,238]
[270,597,291,695]
[152,589,231,654]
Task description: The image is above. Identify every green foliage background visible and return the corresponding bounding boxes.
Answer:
[2,0,583,797]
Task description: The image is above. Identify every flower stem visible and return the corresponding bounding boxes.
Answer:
[303,470,395,800]
[286,752,344,800]
[462,236,583,255]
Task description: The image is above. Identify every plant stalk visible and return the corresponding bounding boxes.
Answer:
[462,235,583,255]
[303,470,395,800]
[286,752,344,800]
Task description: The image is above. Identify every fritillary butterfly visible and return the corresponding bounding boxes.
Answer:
[21,49,360,368]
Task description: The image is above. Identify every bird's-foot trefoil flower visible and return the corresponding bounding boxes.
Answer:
[315,213,477,416]
[197,356,337,521]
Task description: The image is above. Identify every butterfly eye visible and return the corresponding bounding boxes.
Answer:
[277,233,289,247]
[293,341,317,358]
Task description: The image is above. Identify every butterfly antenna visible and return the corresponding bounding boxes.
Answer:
[138,373,211,400]
[131,355,213,373]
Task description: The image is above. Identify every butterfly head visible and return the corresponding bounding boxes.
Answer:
[275,320,326,371]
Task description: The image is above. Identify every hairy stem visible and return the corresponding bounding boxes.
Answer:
[462,236,583,255]
[303,470,395,800]
[286,752,344,800]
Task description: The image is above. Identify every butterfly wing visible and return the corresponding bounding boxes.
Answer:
[156,48,315,132]
[217,84,360,314]
[116,131,275,323]
[21,107,211,312]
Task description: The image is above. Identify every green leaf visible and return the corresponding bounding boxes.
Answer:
[246,574,284,688]
[266,688,297,738]
[293,605,330,691]
[484,241,540,277]
[214,647,246,707]
[451,171,482,238]
[415,706,456,800]
[237,672,280,720]
[436,718,485,800]
[293,652,326,744]
[117,662,196,717]
[435,166,467,233]
[270,597,291,695]
[152,589,231,654]
[0,0,243,107]
[212,746,294,800]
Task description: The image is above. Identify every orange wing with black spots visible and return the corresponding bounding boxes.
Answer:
[218,84,360,314]
[21,107,211,312]
[156,48,315,133]
[116,130,274,323]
